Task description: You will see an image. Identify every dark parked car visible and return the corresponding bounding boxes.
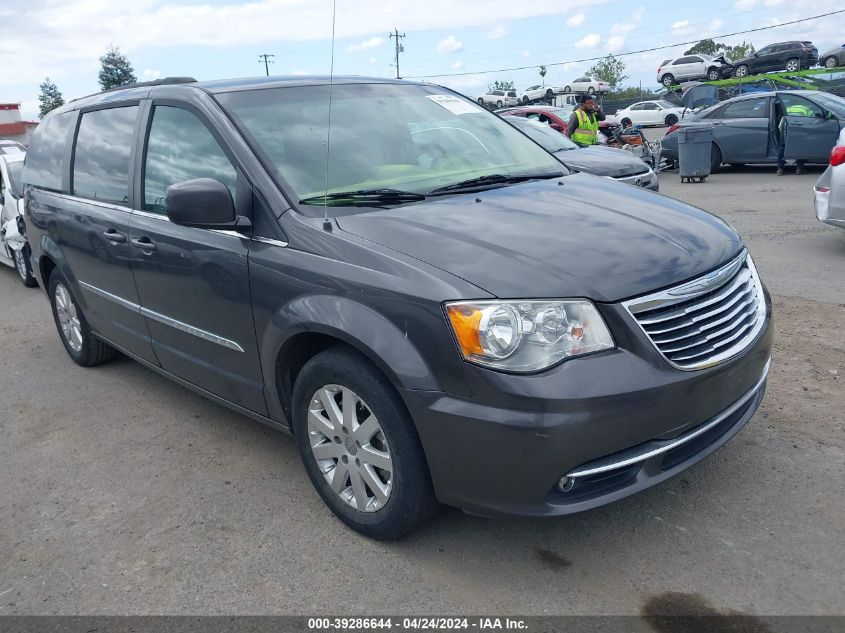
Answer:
[662,90,845,170]
[504,115,659,190]
[23,76,772,539]
[732,41,819,78]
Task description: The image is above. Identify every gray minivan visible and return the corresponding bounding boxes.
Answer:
[23,76,772,539]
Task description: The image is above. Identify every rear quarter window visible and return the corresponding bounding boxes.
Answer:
[22,111,75,192]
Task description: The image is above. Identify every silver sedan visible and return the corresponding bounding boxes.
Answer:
[815,128,845,228]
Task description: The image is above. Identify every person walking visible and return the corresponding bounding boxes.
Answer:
[565,94,606,146]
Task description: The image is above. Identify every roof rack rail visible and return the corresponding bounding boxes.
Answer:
[100,76,198,94]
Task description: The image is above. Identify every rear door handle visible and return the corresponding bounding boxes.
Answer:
[130,237,157,253]
[103,229,126,243]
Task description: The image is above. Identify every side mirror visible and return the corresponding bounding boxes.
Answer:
[165,178,246,229]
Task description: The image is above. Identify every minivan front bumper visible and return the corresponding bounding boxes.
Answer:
[402,299,772,517]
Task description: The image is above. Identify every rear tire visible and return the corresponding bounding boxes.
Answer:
[734,65,749,78]
[292,347,438,540]
[785,58,799,72]
[665,114,678,126]
[522,95,529,104]
[12,243,37,288]
[545,89,554,98]
[662,74,675,87]
[48,270,118,366]
[563,86,571,93]
[496,100,503,108]
[710,143,722,172]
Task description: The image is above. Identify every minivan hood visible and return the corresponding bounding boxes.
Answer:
[335,175,741,302]
[556,146,650,179]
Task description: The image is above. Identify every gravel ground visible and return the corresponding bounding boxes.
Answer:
[0,165,843,616]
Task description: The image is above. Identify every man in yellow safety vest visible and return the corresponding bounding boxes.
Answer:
[776,98,814,175]
[565,94,606,146]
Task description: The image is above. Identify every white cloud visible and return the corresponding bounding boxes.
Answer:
[486,25,507,39]
[346,36,385,53]
[574,33,601,49]
[611,7,644,34]
[709,18,724,31]
[142,68,160,80]
[436,35,464,54]
[521,50,531,59]
[735,0,757,8]
[292,69,309,76]
[452,61,464,70]
[368,57,378,64]
[607,36,625,52]
[566,13,586,28]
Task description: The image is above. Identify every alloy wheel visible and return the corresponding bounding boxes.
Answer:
[54,282,83,352]
[307,384,393,512]
[785,59,799,72]
[825,57,837,69]
[14,249,28,282]
[735,66,748,78]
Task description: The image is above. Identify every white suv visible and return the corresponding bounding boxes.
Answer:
[657,55,726,86]
[477,89,518,108]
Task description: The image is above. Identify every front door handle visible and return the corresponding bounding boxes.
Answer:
[131,237,157,253]
[103,229,126,243]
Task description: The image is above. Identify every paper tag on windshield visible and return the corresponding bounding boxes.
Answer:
[426,94,483,115]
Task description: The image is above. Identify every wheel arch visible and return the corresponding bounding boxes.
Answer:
[261,295,440,426]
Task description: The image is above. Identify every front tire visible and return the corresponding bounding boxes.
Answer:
[496,100,503,109]
[734,65,749,78]
[665,114,678,126]
[824,56,838,69]
[477,98,484,105]
[707,67,721,81]
[48,270,118,366]
[292,347,438,540]
[785,58,800,72]
[12,243,37,287]
[545,89,554,98]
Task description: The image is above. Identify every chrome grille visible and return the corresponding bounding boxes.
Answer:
[623,250,766,370]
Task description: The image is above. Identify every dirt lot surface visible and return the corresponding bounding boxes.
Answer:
[0,165,843,616]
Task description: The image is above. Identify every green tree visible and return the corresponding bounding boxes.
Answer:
[586,54,629,91]
[722,41,755,60]
[539,65,547,85]
[37,77,65,118]
[685,39,720,56]
[98,46,137,90]
[488,80,515,92]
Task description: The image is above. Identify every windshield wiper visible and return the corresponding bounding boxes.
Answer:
[428,172,564,194]
[299,188,427,206]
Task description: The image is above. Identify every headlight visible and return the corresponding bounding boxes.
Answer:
[445,299,614,372]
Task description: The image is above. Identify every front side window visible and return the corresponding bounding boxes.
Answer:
[723,98,769,119]
[73,106,138,204]
[23,111,74,192]
[217,83,562,213]
[779,94,824,118]
[143,106,237,213]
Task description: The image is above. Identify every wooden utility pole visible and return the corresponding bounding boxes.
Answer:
[258,53,275,76]
[389,29,405,79]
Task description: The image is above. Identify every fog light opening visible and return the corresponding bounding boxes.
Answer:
[557,476,576,493]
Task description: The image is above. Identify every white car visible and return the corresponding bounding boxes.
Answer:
[518,84,564,104]
[656,54,727,87]
[563,76,610,94]
[615,100,686,127]
[0,152,36,286]
[815,128,845,229]
[477,89,519,108]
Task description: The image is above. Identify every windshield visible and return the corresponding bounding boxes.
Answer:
[809,92,845,117]
[5,159,24,198]
[217,83,562,210]
[504,117,579,153]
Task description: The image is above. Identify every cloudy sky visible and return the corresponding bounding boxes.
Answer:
[1,0,842,119]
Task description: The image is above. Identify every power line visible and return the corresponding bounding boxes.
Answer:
[258,53,275,77]
[407,9,845,79]
[389,28,406,79]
